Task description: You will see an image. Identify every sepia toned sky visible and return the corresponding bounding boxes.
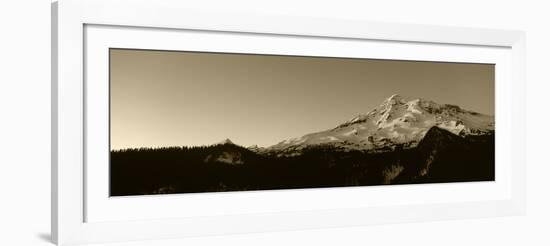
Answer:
[110,49,494,149]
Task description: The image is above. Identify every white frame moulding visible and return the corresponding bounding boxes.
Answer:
[52,0,526,245]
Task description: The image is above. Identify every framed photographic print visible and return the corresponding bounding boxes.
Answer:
[52,0,526,245]
[109,49,496,196]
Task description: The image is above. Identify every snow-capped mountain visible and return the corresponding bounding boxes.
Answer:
[263,94,494,155]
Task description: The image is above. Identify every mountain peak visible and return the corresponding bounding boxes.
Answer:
[386,94,403,101]
[217,138,235,145]
[384,94,415,103]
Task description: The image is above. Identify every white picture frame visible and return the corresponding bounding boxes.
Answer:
[52,0,526,245]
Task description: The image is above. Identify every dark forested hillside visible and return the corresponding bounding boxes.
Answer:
[110,127,494,196]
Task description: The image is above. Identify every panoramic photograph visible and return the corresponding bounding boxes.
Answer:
[109,48,495,196]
